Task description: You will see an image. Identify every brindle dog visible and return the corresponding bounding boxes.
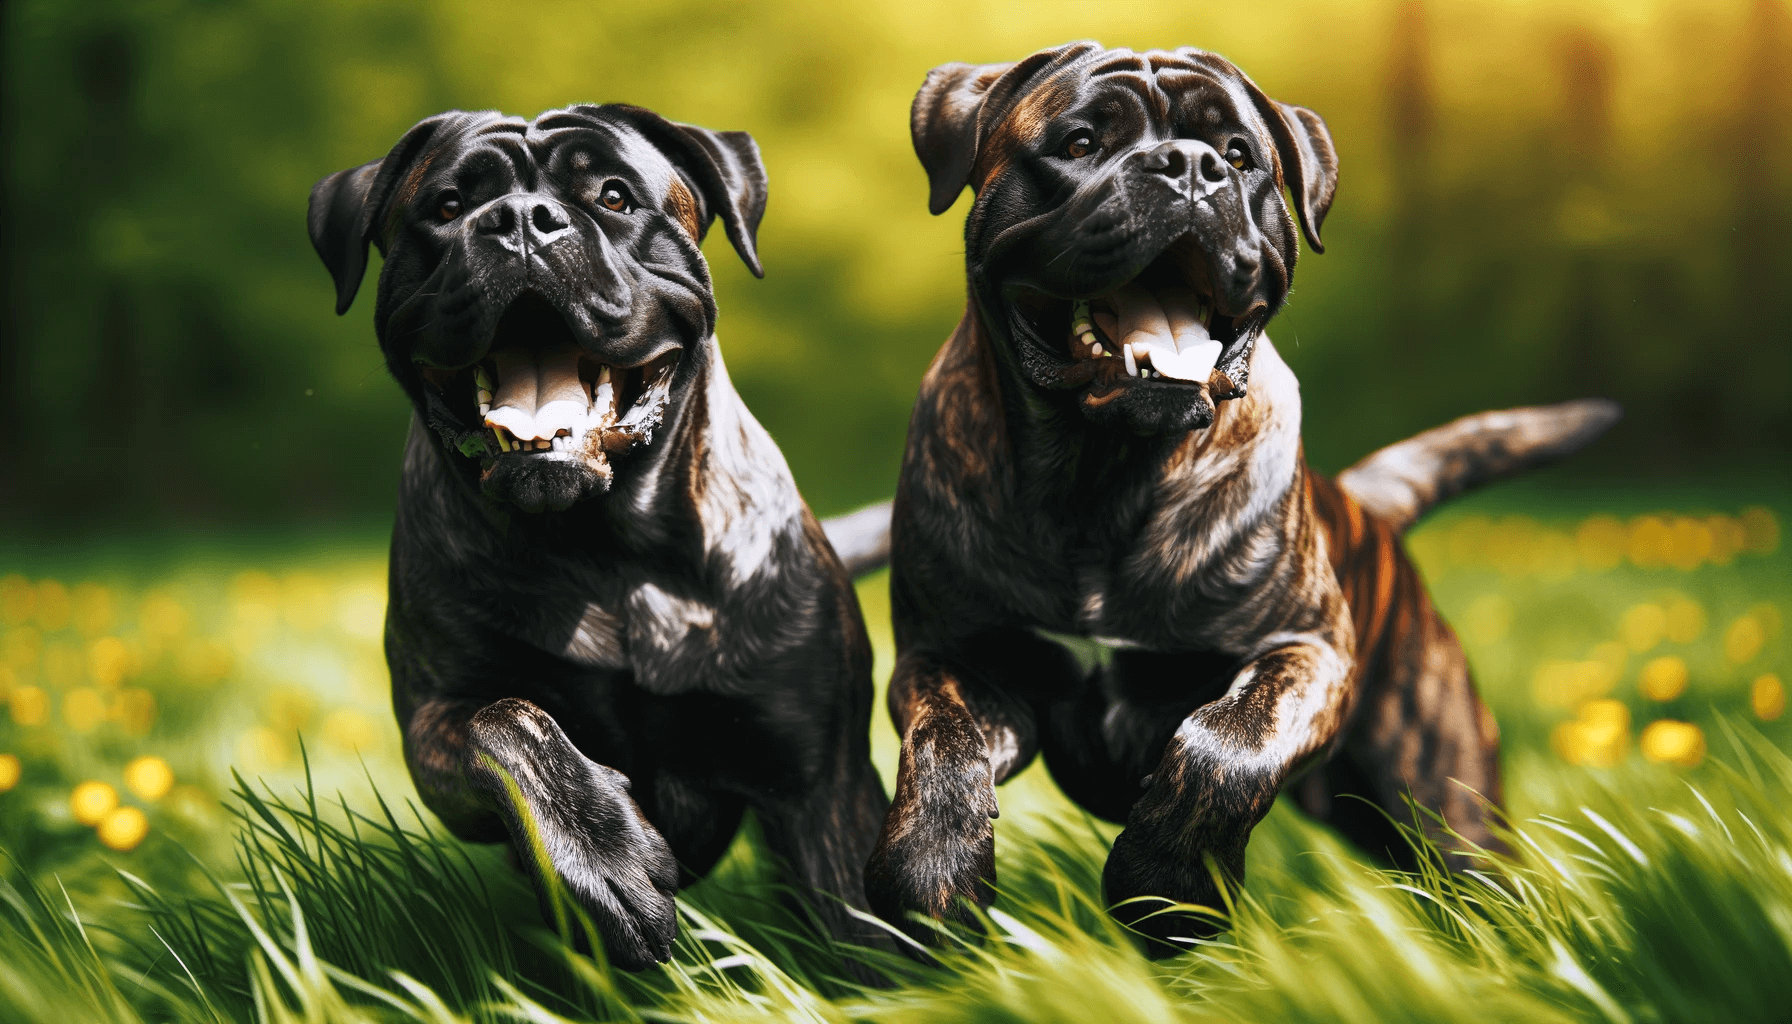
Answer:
[308,105,889,970]
[865,42,1619,953]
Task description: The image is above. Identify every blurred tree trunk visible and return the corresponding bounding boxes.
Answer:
[1385,0,1433,366]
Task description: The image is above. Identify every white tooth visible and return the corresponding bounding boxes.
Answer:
[1091,342,1104,357]
[593,367,616,428]
[1123,343,1138,377]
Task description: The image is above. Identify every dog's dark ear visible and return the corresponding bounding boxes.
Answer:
[307,112,490,314]
[308,159,384,315]
[606,106,768,278]
[911,41,1102,216]
[1236,78,1338,253]
[911,61,1013,216]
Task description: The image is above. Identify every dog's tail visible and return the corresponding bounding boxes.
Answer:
[1337,398,1622,535]
[821,499,895,577]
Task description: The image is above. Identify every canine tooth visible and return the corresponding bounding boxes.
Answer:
[475,367,492,392]
[493,429,511,453]
[1123,343,1138,377]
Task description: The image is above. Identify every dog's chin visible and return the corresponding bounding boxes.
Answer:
[479,454,610,514]
[1077,379,1215,435]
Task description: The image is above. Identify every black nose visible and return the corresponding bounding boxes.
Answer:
[1142,140,1230,191]
[473,194,573,253]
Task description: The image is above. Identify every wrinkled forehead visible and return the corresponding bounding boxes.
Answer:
[1011,46,1267,143]
[430,110,680,190]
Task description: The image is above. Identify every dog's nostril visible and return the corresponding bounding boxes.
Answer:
[531,204,567,235]
[1157,147,1189,181]
[479,205,516,235]
[1199,151,1227,184]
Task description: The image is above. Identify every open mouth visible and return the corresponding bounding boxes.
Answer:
[1017,235,1256,395]
[418,293,678,486]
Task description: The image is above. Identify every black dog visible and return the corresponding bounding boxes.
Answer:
[308,105,888,969]
[866,42,1618,952]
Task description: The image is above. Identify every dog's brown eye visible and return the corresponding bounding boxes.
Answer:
[1064,133,1094,159]
[1225,142,1250,171]
[438,195,462,220]
[599,182,632,213]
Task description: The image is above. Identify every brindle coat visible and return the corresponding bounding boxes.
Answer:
[308,106,888,971]
[865,42,1618,953]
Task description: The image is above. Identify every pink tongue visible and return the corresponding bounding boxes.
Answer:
[1104,284,1220,382]
[484,344,589,440]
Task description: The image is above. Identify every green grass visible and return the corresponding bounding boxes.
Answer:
[1,489,1787,1022]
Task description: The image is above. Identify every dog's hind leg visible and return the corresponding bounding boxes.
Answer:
[1297,600,1506,871]
[751,755,891,959]
[401,696,679,970]
[864,629,1080,945]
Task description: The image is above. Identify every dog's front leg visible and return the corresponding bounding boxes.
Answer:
[1103,636,1353,955]
[406,696,679,969]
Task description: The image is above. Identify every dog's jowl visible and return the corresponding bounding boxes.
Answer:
[868,42,1619,954]
[308,105,887,969]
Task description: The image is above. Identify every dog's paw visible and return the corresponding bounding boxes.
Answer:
[527,762,681,970]
[467,699,680,970]
[1102,817,1240,957]
[864,715,999,946]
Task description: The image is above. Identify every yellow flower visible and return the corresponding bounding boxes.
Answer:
[97,806,149,851]
[1638,656,1688,702]
[1552,700,1630,767]
[9,685,48,727]
[124,756,174,802]
[33,580,71,633]
[0,753,20,792]
[70,780,118,825]
[1620,604,1666,653]
[1627,516,1671,568]
[71,585,113,638]
[238,727,291,770]
[1753,674,1785,722]
[1663,596,1705,644]
[88,637,132,688]
[62,687,106,732]
[1639,720,1705,768]
[322,708,380,753]
[1723,615,1765,664]
[115,688,157,735]
[1575,515,1626,571]
[0,575,33,625]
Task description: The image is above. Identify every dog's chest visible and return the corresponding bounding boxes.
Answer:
[551,583,723,690]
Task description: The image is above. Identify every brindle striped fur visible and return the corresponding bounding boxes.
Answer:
[867,41,1618,956]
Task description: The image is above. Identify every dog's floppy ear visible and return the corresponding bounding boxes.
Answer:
[307,112,490,314]
[606,105,768,278]
[911,41,1102,216]
[1235,75,1338,253]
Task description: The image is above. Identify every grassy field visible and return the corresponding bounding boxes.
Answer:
[1,484,1788,1023]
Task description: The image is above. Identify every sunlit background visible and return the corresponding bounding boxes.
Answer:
[0,3,1788,1015]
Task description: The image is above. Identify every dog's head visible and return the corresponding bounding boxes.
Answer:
[309,105,766,513]
[914,42,1337,435]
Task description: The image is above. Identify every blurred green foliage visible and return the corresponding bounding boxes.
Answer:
[3,0,1789,530]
